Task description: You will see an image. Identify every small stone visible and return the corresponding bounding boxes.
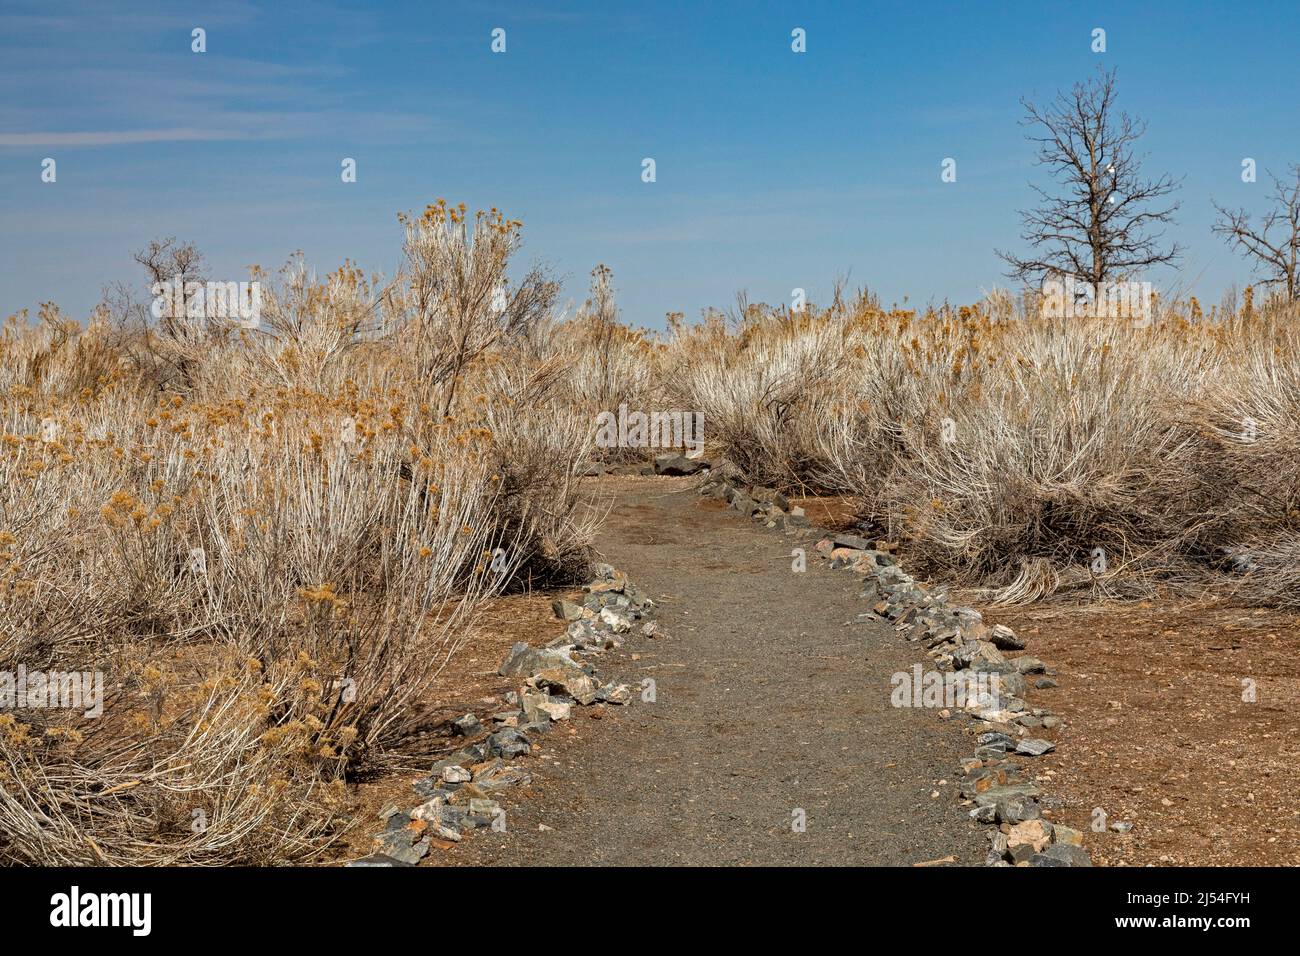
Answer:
[1015,738,1055,757]
[653,453,707,476]
[442,765,472,784]
[1007,819,1052,852]
[1041,715,1063,730]
[497,642,584,678]
[410,798,446,822]
[565,619,599,647]
[1008,843,1038,864]
[834,533,873,551]
[987,624,1025,651]
[1038,843,1092,866]
[522,691,570,722]
[487,728,531,759]
[372,818,431,865]
[952,641,1006,671]
[1011,656,1046,674]
[531,667,598,705]
[451,713,482,737]
[595,682,632,704]
[473,765,532,792]
[347,853,414,867]
[552,599,584,621]
[992,795,1042,825]
[599,606,634,633]
[1052,825,1084,847]
[588,572,627,594]
[1110,821,1134,833]
[1034,677,1059,690]
[642,621,660,638]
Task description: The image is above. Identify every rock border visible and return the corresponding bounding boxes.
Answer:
[699,473,1094,868]
[347,562,659,866]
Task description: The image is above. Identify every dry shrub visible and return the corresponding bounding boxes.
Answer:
[668,290,1300,603]
[0,204,595,864]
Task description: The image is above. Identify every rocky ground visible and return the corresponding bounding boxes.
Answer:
[985,602,1300,866]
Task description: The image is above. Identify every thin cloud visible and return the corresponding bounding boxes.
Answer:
[0,128,255,147]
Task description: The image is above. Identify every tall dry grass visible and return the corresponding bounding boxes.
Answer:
[667,289,1300,605]
[0,204,597,865]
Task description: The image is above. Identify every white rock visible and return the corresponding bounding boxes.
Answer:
[441,765,471,784]
[600,607,633,633]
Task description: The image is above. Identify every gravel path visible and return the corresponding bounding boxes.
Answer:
[445,478,986,866]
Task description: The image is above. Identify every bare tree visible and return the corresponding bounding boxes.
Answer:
[999,68,1183,287]
[1212,164,1300,303]
[131,237,211,390]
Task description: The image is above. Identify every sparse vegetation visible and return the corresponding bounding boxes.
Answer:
[0,205,598,864]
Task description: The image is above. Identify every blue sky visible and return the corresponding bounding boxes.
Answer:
[2,0,1298,327]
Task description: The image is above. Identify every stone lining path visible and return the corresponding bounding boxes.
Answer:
[443,478,986,865]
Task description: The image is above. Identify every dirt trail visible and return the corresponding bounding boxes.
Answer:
[443,477,986,866]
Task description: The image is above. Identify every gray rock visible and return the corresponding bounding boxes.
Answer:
[1015,738,1056,756]
[970,781,1038,810]
[551,599,584,621]
[531,667,598,705]
[1008,843,1037,864]
[487,728,531,759]
[952,641,1005,671]
[473,765,532,792]
[451,713,482,737]
[412,778,454,801]
[1011,656,1046,674]
[373,819,431,865]
[987,624,1025,651]
[654,453,708,476]
[1038,843,1092,866]
[729,493,759,515]
[595,682,632,704]
[347,853,414,867]
[565,619,599,647]
[497,642,583,678]
[993,672,1027,697]
[599,606,634,633]
[995,795,1042,824]
[441,764,472,784]
[1035,677,1059,689]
